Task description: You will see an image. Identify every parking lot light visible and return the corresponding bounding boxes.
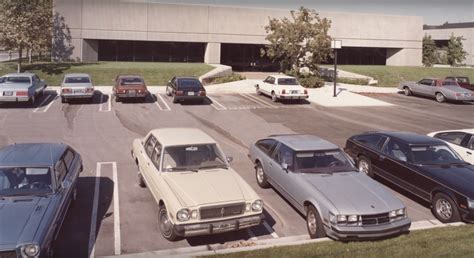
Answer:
[331,39,342,97]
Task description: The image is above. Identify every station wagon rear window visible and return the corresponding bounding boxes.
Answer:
[5,77,30,83]
[65,77,91,83]
[0,167,53,196]
[178,79,202,90]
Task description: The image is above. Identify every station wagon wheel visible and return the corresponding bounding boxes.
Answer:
[271,92,278,102]
[255,161,270,188]
[137,172,146,188]
[403,87,411,96]
[357,156,373,177]
[306,205,325,239]
[435,93,446,103]
[159,205,179,241]
[432,193,460,223]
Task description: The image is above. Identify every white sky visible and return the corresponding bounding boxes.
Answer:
[143,0,474,25]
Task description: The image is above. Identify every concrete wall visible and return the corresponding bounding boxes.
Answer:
[54,0,423,66]
[424,28,474,66]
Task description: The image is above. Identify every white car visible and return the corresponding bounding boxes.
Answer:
[427,129,474,164]
[255,75,308,102]
[60,73,94,103]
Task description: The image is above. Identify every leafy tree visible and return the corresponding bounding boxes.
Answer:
[262,7,332,88]
[0,0,53,72]
[422,34,436,67]
[446,34,467,66]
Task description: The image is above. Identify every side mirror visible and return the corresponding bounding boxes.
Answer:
[227,156,233,163]
[282,163,289,171]
[61,181,71,189]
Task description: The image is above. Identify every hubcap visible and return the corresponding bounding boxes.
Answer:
[160,210,172,235]
[404,89,409,95]
[359,160,369,175]
[437,94,444,102]
[256,166,264,183]
[307,211,317,235]
[436,199,452,220]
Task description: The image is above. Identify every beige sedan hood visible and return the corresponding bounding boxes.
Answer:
[162,169,248,207]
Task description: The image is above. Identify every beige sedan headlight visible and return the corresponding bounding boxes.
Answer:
[177,208,191,222]
[251,200,263,211]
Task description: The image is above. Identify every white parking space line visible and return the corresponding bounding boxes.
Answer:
[99,94,111,112]
[154,97,163,111]
[207,96,227,111]
[263,221,279,239]
[246,228,258,241]
[239,93,278,108]
[111,162,121,255]
[88,163,102,258]
[156,94,171,111]
[33,95,53,113]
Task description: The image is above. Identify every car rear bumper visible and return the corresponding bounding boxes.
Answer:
[61,93,94,99]
[277,94,308,100]
[326,218,411,240]
[0,96,30,102]
[116,93,148,98]
[173,214,264,237]
[174,95,206,101]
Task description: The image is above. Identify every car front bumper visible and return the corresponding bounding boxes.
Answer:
[277,94,308,100]
[0,96,30,102]
[325,218,411,240]
[174,214,264,237]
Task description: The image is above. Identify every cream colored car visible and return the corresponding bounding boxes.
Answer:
[131,128,264,240]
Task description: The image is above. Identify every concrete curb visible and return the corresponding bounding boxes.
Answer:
[101,220,465,258]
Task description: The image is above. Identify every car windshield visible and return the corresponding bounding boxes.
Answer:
[120,77,143,85]
[0,167,53,197]
[178,79,202,90]
[65,77,91,84]
[278,78,299,85]
[162,144,228,172]
[410,145,465,165]
[294,150,354,174]
[4,77,30,84]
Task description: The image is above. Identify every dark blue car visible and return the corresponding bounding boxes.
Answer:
[0,143,83,258]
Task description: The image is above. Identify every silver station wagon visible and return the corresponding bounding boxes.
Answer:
[248,134,411,240]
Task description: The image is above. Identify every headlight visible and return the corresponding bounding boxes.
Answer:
[396,208,405,216]
[251,200,263,211]
[337,215,347,222]
[389,210,397,218]
[177,208,191,222]
[468,199,474,209]
[22,244,40,257]
[347,215,358,222]
[390,208,406,219]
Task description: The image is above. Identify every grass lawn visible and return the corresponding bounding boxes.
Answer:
[207,225,474,258]
[333,65,474,87]
[0,61,213,86]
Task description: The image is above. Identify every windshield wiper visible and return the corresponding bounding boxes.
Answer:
[171,167,198,172]
[198,164,228,170]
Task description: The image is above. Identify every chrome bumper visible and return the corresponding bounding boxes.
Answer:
[174,214,264,237]
[326,218,411,240]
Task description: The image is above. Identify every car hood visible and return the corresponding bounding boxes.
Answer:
[301,172,404,215]
[0,83,32,90]
[0,196,52,246]
[162,169,248,207]
[419,164,474,198]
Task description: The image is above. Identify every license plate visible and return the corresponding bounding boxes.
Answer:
[291,90,298,94]
[187,92,195,96]
[464,93,470,97]
[128,90,136,95]
[3,91,13,96]
[73,89,84,93]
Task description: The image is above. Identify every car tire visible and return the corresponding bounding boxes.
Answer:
[306,205,325,239]
[159,205,179,241]
[115,95,120,102]
[255,161,270,188]
[436,93,446,103]
[137,172,146,188]
[166,87,172,97]
[172,96,178,103]
[357,156,374,177]
[432,193,461,223]
[61,97,67,103]
[256,86,262,95]
[30,95,36,105]
[403,87,411,96]
[271,92,278,102]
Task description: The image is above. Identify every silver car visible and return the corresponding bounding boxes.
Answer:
[0,73,47,105]
[60,73,94,103]
[248,134,411,240]
[399,78,473,103]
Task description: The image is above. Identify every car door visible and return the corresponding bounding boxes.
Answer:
[261,76,274,94]
[433,132,472,163]
[416,79,433,96]
[256,139,278,183]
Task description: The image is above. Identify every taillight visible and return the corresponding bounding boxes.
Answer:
[199,90,206,96]
[62,88,72,93]
[86,88,94,93]
[281,89,286,94]
[176,91,184,96]
[455,93,461,97]
[304,89,308,95]
[16,91,28,96]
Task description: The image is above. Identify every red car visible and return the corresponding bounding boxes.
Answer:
[445,76,474,91]
[113,75,149,102]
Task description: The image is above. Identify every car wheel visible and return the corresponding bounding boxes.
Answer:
[358,156,374,177]
[255,161,270,188]
[271,92,278,102]
[137,172,146,188]
[306,205,325,239]
[159,205,179,241]
[436,93,446,103]
[166,87,172,96]
[403,87,411,96]
[61,97,67,103]
[30,95,36,105]
[115,95,120,102]
[432,193,461,223]
[256,86,262,95]
[172,96,178,103]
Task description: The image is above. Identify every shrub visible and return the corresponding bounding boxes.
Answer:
[206,73,246,85]
[296,73,325,88]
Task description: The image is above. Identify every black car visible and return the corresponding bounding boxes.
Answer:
[0,143,83,257]
[165,76,206,103]
[344,131,474,223]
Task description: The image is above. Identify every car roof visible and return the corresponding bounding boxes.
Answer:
[118,74,143,78]
[175,76,199,80]
[430,129,474,135]
[268,75,295,79]
[64,73,90,78]
[3,73,35,77]
[372,131,443,145]
[150,128,216,146]
[0,143,67,167]
[269,134,339,151]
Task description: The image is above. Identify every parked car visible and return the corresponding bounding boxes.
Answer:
[131,128,264,240]
[60,73,94,103]
[345,131,474,223]
[248,134,410,240]
[255,75,308,102]
[428,129,473,164]
[0,143,83,257]
[0,73,47,105]
[445,76,474,91]
[113,75,149,102]
[398,78,473,103]
[165,76,206,104]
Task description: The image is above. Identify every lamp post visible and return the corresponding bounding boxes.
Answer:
[331,40,342,97]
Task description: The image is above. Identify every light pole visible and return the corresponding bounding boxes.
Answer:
[331,40,342,97]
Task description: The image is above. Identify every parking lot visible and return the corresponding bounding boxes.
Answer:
[1,88,473,257]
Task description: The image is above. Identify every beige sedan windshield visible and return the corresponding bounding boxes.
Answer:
[162,144,227,172]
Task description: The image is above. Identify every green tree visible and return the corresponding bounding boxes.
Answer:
[446,34,468,66]
[0,0,53,72]
[262,7,332,87]
[422,34,436,67]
